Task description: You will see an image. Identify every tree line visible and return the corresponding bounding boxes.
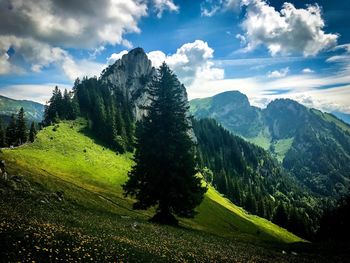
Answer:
[0,107,37,147]
[44,80,134,153]
[193,118,314,238]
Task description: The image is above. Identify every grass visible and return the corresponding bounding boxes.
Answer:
[0,119,315,262]
[247,133,271,150]
[312,109,350,133]
[272,138,294,163]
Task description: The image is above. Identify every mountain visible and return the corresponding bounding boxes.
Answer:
[0,120,304,262]
[190,91,264,138]
[193,118,317,238]
[190,91,350,200]
[0,95,44,123]
[331,111,350,125]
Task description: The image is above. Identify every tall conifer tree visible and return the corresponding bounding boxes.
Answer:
[6,114,17,146]
[16,107,27,145]
[29,121,37,143]
[123,63,206,224]
[0,119,6,147]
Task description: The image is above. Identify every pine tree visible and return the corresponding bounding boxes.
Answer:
[272,202,288,228]
[6,114,17,146]
[0,119,6,147]
[44,86,63,125]
[29,122,37,143]
[16,107,27,145]
[123,63,207,225]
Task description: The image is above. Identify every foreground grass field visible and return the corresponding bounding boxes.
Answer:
[0,120,348,262]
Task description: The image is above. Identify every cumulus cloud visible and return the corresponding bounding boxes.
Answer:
[153,0,179,18]
[0,36,104,80]
[267,67,289,78]
[0,0,147,48]
[148,40,224,86]
[239,0,338,56]
[107,50,129,65]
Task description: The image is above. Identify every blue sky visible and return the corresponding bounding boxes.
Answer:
[0,0,350,113]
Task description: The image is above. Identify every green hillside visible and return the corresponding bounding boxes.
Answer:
[0,119,305,261]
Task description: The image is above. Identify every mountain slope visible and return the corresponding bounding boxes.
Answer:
[193,118,317,237]
[190,91,350,199]
[1,119,300,242]
[0,95,44,123]
[0,119,306,261]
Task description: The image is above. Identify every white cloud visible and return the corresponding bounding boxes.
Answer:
[0,0,147,49]
[149,40,224,86]
[147,51,167,68]
[240,0,338,56]
[0,83,72,104]
[0,0,149,80]
[107,50,129,65]
[302,68,314,74]
[267,67,289,78]
[0,36,104,80]
[62,58,105,81]
[201,0,241,17]
[153,0,179,18]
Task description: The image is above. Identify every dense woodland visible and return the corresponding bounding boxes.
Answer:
[0,107,37,147]
[193,118,318,238]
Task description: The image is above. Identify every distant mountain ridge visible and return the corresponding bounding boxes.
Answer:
[190,91,350,199]
[0,95,44,123]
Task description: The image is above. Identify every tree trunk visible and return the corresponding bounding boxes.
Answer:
[150,205,178,225]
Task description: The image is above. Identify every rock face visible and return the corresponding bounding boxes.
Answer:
[100,47,190,121]
[100,48,155,120]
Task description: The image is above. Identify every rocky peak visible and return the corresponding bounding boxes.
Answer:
[100,48,155,120]
[99,47,190,121]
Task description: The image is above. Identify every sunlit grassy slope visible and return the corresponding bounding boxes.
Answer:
[1,119,302,248]
[312,109,350,133]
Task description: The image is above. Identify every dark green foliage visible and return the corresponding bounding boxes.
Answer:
[74,77,134,152]
[0,119,6,147]
[44,86,62,125]
[44,87,78,125]
[6,114,17,146]
[317,195,350,241]
[16,107,27,145]
[3,108,32,147]
[123,63,207,224]
[29,122,37,143]
[283,118,350,197]
[193,118,315,238]
[272,203,288,228]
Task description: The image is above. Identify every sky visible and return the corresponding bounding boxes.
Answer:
[0,0,350,114]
